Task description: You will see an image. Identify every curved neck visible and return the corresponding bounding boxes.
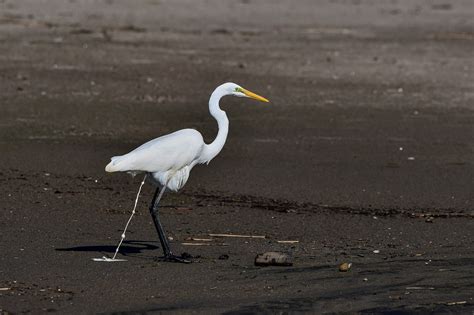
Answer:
[200,87,229,164]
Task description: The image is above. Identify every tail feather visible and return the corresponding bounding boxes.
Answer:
[105,156,122,172]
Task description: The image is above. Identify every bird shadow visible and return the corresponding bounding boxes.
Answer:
[55,240,159,257]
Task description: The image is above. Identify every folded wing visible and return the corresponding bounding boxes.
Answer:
[105,129,205,174]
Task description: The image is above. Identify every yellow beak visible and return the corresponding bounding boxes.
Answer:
[240,88,269,103]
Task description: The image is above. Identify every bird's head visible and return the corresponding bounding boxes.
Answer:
[222,82,269,103]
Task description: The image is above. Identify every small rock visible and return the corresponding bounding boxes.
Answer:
[255,252,293,267]
[425,216,434,223]
[339,262,352,272]
[218,254,229,260]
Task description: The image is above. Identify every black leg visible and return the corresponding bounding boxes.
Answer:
[149,185,191,263]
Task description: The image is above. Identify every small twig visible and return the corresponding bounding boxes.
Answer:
[186,237,213,242]
[209,233,266,239]
[181,243,211,246]
[111,174,147,260]
[406,286,435,290]
[181,242,229,246]
[445,301,467,306]
[277,240,299,244]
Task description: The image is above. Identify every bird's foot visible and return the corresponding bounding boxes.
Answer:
[157,252,192,264]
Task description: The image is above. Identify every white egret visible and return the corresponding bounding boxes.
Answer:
[104,82,269,263]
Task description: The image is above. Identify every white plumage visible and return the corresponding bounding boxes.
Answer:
[106,129,204,191]
[105,82,269,192]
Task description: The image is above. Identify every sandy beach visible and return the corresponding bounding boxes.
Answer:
[0,0,473,313]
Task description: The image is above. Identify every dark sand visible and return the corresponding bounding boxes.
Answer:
[0,0,473,313]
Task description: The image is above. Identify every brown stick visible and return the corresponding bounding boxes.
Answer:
[209,233,266,239]
[181,242,229,246]
[189,238,213,242]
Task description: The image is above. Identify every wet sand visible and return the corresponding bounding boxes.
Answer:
[0,0,473,313]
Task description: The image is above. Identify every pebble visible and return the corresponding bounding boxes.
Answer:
[339,262,352,272]
[255,252,293,267]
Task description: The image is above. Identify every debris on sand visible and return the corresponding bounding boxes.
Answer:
[186,237,213,242]
[445,301,467,306]
[181,242,212,246]
[210,233,266,239]
[277,240,299,244]
[181,242,229,246]
[255,252,293,267]
[406,286,434,290]
[218,254,229,260]
[339,262,352,272]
